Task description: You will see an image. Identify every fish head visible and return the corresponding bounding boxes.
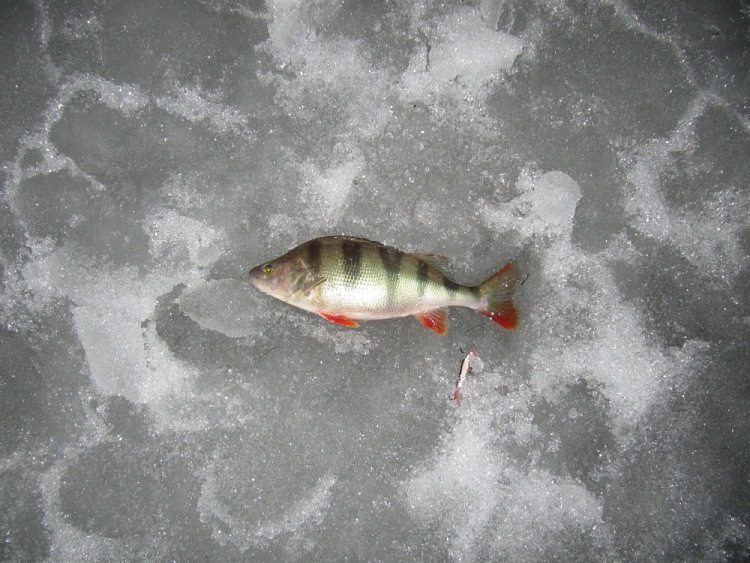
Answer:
[249,254,311,303]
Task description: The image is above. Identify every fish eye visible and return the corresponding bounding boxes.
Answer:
[262,264,274,275]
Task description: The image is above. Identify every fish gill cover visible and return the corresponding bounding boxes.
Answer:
[1,0,749,561]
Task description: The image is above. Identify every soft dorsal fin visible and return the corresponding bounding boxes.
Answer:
[415,309,448,335]
[413,254,449,272]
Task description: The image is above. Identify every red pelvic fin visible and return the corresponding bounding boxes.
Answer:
[415,309,448,336]
[319,312,359,328]
[480,306,518,330]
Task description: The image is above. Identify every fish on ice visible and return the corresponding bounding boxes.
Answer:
[248,236,518,335]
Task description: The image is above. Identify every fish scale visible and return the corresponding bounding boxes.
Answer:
[311,237,462,315]
[249,236,518,335]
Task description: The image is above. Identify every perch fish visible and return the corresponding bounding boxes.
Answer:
[249,236,518,335]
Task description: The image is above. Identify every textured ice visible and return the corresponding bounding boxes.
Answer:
[179,279,262,338]
[405,412,608,559]
[623,96,750,282]
[144,207,225,268]
[481,168,582,237]
[299,151,365,228]
[400,6,523,102]
[2,1,749,561]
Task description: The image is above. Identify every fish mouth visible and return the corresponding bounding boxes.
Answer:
[248,265,263,286]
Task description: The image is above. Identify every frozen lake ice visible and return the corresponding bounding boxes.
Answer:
[1,1,749,561]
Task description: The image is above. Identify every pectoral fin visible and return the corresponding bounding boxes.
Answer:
[415,309,448,335]
[319,312,359,328]
[302,275,326,294]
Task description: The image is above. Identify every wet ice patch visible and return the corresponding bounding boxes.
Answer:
[254,475,336,544]
[7,74,149,196]
[199,472,336,552]
[39,460,135,562]
[198,445,336,552]
[295,316,373,355]
[178,279,265,338]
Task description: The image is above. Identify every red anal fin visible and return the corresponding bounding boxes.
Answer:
[415,309,447,336]
[480,306,518,330]
[319,312,359,328]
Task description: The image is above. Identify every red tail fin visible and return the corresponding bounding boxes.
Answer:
[477,262,518,330]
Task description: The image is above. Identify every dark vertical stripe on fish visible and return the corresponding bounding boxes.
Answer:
[342,239,362,285]
[417,260,430,296]
[470,286,482,301]
[443,277,460,295]
[379,246,402,306]
[306,239,322,275]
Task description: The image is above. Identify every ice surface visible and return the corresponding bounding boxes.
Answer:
[399,6,523,103]
[481,168,582,237]
[404,411,608,560]
[2,0,749,561]
[179,279,263,338]
[299,151,365,228]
